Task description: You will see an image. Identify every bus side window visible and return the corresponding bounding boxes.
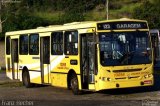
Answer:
[6,36,11,55]
[51,32,63,55]
[29,34,39,55]
[19,34,28,55]
[64,30,78,55]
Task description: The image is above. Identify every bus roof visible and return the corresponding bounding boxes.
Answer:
[6,21,96,36]
[5,18,147,36]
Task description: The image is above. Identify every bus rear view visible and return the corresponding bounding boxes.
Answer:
[95,19,153,90]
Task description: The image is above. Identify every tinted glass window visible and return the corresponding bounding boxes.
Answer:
[99,31,152,66]
[6,36,10,55]
[20,35,28,55]
[51,32,63,55]
[29,34,39,55]
[64,31,78,55]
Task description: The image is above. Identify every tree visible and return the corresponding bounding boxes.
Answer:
[0,0,10,34]
[132,0,160,29]
[0,0,3,33]
[61,0,85,23]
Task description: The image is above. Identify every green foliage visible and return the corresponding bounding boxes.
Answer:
[1,0,99,37]
[0,0,160,38]
[1,6,49,36]
[0,70,5,72]
[61,0,85,23]
[132,0,160,28]
[62,11,84,23]
[14,10,49,30]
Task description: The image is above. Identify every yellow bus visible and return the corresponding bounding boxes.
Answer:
[5,18,154,95]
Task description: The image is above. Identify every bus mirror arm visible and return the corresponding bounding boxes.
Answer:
[93,31,98,75]
[93,32,99,44]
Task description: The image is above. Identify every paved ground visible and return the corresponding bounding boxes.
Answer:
[0,72,8,81]
[0,71,160,106]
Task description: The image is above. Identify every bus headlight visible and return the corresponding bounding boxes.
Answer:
[144,74,152,79]
[144,75,149,78]
[148,74,152,77]
[102,77,111,81]
[107,78,111,81]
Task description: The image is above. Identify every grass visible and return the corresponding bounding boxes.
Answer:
[84,10,106,21]
[31,1,142,23]
[34,11,64,24]
[109,2,141,19]
[0,70,5,73]
[0,81,23,87]
[0,69,23,88]
[84,2,142,20]
[118,3,141,13]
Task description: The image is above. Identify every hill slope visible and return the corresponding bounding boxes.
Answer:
[0,0,159,37]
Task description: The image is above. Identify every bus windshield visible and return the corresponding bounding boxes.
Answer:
[99,31,152,66]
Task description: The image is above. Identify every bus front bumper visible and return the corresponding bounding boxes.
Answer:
[96,77,154,91]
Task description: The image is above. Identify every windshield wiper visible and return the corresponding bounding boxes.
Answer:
[119,51,135,64]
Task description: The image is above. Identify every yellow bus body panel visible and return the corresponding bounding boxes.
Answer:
[5,18,153,92]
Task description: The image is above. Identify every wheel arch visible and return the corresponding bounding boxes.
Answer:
[22,66,33,88]
[22,66,29,74]
[22,66,30,82]
[67,69,77,89]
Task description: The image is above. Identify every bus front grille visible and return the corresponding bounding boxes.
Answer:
[113,68,142,73]
[115,76,140,80]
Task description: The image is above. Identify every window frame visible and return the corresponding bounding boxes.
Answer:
[29,33,39,55]
[19,34,29,55]
[6,36,11,55]
[51,31,64,55]
[64,30,78,55]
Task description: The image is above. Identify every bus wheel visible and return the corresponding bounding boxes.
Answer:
[70,74,81,95]
[22,71,33,88]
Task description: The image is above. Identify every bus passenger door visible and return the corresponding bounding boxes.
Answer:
[81,34,95,89]
[40,36,50,84]
[11,39,19,79]
[151,33,159,63]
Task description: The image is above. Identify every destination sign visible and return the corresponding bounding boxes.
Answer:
[97,21,148,30]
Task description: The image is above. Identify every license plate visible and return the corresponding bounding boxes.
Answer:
[144,80,152,84]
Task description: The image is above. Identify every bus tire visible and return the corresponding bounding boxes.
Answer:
[22,71,33,88]
[70,74,81,95]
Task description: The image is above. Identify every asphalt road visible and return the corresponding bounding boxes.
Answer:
[0,71,160,106]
